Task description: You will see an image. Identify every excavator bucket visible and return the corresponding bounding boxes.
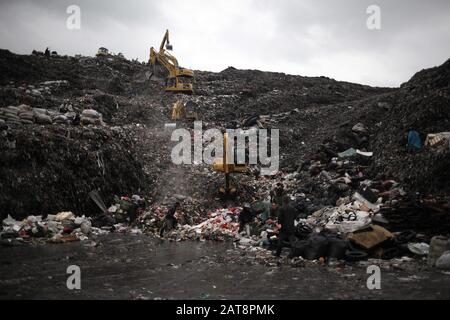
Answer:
[166,43,173,51]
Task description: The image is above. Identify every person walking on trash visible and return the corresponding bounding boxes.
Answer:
[44,47,50,59]
[238,203,257,236]
[274,196,297,258]
[159,201,180,237]
[270,183,284,218]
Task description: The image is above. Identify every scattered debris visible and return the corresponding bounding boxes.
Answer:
[436,251,450,270]
[407,242,430,256]
[428,236,450,267]
[1,213,108,244]
[425,132,450,149]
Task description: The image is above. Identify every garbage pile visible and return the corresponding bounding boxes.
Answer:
[135,207,241,241]
[80,109,104,125]
[126,99,447,265]
[100,195,147,226]
[369,58,450,194]
[0,192,153,245]
[0,79,70,108]
[131,195,438,265]
[0,104,105,126]
[265,193,428,263]
[302,191,381,235]
[175,209,240,241]
[271,120,377,210]
[261,136,444,263]
[380,195,450,234]
[0,212,108,244]
[0,124,145,220]
[194,68,389,124]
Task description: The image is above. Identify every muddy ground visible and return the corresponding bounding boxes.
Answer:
[1,234,449,300]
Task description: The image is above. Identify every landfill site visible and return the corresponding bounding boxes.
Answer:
[1,7,450,302]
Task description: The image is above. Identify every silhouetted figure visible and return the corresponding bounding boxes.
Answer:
[159,202,180,237]
[238,204,256,235]
[270,183,284,218]
[275,196,297,258]
[44,47,50,59]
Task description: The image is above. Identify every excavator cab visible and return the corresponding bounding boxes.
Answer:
[171,100,200,121]
[185,100,199,120]
[166,77,193,94]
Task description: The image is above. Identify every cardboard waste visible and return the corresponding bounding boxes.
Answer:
[347,225,393,250]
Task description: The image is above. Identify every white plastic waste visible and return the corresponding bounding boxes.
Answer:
[436,251,450,270]
[55,211,75,221]
[407,242,430,256]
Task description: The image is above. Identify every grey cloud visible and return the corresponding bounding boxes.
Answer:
[0,0,449,87]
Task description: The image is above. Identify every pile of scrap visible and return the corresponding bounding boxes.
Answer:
[1,212,103,244]
[0,104,105,127]
[425,132,450,150]
[380,195,450,233]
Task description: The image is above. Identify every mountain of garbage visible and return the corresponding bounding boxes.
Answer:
[370,59,450,194]
[0,48,448,238]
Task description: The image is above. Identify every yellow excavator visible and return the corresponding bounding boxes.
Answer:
[172,99,200,121]
[213,132,248,195]
[149,30,194,94]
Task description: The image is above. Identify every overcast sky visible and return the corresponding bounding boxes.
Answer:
[0,0,449,87]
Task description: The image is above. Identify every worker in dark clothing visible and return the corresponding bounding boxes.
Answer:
[270,183,284,218]
[159,202,180,237]
[274,196,297,258]
[44,47,50,59]
[238,204,256,235]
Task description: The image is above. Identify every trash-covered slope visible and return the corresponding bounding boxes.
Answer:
[1,48,449,224]
[370,59,450,194]
[0,125,144,219]
[0,50,150,219]
[0,49,143,94]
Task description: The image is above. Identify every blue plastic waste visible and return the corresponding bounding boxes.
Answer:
[407,130,422,150]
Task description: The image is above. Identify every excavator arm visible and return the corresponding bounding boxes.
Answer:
[213,133,248,195]
[159,29,172,52]
[149,30,194,94]
[150,49,193,78]
[150,47,176,77]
